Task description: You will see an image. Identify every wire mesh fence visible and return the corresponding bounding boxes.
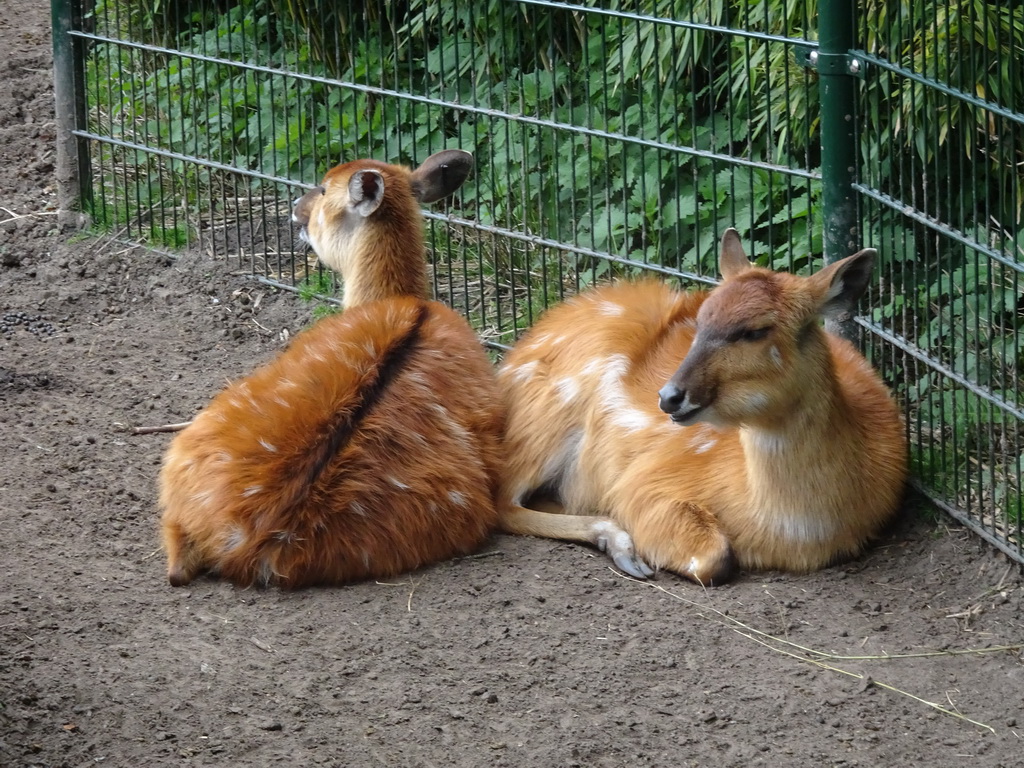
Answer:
[855,2,1023,559]
[55,0,1023,562]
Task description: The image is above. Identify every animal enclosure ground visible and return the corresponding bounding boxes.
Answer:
[1,5,1023,766]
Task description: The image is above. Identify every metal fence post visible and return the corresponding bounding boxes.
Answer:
[816,0,860,341]
[51,0,91,231]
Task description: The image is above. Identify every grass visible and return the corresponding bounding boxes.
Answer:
[87,181,191,250]
[296,270,341,321]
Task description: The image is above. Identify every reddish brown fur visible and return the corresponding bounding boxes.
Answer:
[497,231,907,584]
[159,150,502,588]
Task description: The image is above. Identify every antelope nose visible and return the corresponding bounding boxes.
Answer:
[658,383,685,414]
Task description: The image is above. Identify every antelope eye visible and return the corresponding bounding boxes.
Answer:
[731,326,771,343]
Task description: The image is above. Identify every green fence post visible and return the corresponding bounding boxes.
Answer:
[816,0,862,341]
[51,0,91,231]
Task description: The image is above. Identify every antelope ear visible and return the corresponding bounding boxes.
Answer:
[812,248,877,318]
[410,149,474,203]
[349,169,386,217]
[719,228,752,280]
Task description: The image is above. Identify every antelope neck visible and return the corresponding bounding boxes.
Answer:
[340,240,429,308]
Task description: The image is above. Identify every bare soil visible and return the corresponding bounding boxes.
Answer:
[1,5,1023,766]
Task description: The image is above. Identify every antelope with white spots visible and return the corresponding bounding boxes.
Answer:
[158,150,505,587]
[497,230,907,584]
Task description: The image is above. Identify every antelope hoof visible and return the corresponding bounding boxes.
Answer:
[594,522,655,579]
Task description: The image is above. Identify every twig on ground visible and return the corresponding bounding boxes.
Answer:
[248,636,275,653]
[612,569,1009,733]
[613,570,1022,661]
[131,421,192,435]
[407,577,421,612]
[735,627,996,733]
[0,208,59,225]
[454,550,504,561]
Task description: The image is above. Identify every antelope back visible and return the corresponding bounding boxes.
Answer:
[160,298,503,588]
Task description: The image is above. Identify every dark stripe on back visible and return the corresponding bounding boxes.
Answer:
[267,301,430,520]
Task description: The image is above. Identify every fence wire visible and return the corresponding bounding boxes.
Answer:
[58,0,1023,562]
[855,1,1024,559]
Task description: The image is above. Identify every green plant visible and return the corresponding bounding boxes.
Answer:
[295,269,340,321]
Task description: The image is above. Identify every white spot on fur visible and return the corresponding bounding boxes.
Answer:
[598,301,625,316]
[449,491,468,507]
[441,415,474,450]
[689,426,717,454]
[599,355,652,432]
[503,360,539,385]
[224,527,245,552]
[769,346,783,368]
[694,437,716,454]
[527,332,553,348]
[242,485,263,497]
[190,489,215,506]
[555,376,580,404]
[405,371,429,388]
[259,438,277,452]
[388,477,410,490]
[350,501,367,517]
[581,357,604,378]
[686,557,701,575]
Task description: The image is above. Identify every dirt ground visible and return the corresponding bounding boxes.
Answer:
[2,5,1023,767]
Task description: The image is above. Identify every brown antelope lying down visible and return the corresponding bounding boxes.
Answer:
[159,150,505,588]
[497,230,907,584]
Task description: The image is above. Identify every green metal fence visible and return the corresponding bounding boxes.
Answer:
[52,0,1023,562]
[854,2,1023,560]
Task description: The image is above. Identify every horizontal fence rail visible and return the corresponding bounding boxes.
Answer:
[55,0,1023,562]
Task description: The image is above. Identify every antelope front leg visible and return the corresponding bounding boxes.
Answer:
[619,493,736,586]
[499,503,655,579]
